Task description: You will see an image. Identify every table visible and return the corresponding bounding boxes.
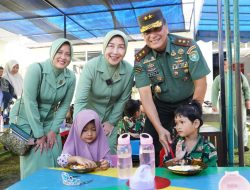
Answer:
[6,167,250,190]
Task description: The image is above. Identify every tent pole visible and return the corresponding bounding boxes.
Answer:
[64,16,66,38]
[233,0,244,166]
[217,0,228,166]
[224,0,234,166]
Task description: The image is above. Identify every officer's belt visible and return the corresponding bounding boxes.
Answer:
[153,95,193,106]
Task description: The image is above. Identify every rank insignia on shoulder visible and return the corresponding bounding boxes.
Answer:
[135,45,151,63]
[189,51,200,62]
[174,38,192,47]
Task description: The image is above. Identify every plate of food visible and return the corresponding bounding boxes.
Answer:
[69,162,101,173]
[165,160,207,175]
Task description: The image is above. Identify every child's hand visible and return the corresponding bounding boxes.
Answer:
[175,140,187,161]
[75,156,97,168]
[99,159,109,170]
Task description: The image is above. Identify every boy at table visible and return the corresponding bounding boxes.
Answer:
[163,100,218,167]
[117,99,145,139]
[57,109,111,170]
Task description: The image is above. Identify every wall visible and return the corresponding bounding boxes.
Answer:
[0,39,214,104]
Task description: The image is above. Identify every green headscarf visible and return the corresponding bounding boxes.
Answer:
[49,38,73,75]
[103,30,128,53]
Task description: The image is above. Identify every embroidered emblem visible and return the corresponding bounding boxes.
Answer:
[178,48,184,55]
[171,50,176,56]
[189,51,199,62]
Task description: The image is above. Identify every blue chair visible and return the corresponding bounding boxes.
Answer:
[131,139,140,160]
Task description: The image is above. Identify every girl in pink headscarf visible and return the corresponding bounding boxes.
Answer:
[57,109,111,170]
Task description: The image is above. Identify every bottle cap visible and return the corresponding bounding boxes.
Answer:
[140,133,153,145]
[118,133,130,144]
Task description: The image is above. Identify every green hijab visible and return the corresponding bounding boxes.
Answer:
[103,30,128,53]
[49,38,73,76]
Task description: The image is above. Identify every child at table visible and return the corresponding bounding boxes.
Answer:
[57,109,111,170]
[117,99,145,139]
[163,100,218,167]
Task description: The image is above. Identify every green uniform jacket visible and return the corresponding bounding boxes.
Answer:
[211,72,250,107]
[211,72,250,146]
[134,34,210,103]
[9,60,76,179]
[74,55,134,125]
[10,61,76,137]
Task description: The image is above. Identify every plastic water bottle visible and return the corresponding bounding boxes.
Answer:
[139,133,155,177]
[219,171,250,190]
[117,133,133,179]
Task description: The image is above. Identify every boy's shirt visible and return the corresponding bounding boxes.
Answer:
[117,114,145,139]
[164,135,218,166]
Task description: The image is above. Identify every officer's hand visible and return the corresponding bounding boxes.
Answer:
[102,122,114,136]
[158,127,172,155]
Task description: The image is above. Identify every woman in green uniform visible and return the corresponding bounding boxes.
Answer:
[9,38,76,179]
[74,30,134,154]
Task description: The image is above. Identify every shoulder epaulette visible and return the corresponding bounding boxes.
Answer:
[135,45,151,63]
[173,38,192,47]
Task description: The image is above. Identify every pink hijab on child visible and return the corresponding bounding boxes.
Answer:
[62,109,110,161]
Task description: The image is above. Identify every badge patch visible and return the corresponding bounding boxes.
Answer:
[171,50,176,56]
[178,48,184,55]
[189,51,199,62]
[134,65,142,73]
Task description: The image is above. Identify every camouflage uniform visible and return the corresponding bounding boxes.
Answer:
[117,114,145,139]
[164,135,218,167]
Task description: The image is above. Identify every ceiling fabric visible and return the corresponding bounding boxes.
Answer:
[197,0,250,42]
[0,0,194,44]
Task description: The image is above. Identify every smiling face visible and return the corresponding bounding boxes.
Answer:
[104,36,126,66]
[80,120,97,144]
[143,24,169,52]
[174,115,199,138]
[11,64,19,75]
[53,43,71,69]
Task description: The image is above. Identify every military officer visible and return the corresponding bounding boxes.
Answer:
[134,8,210,165]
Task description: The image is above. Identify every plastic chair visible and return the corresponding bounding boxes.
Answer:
[131,139,140,161]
